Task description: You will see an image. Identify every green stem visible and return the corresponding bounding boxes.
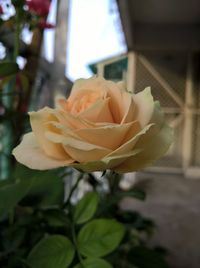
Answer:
[109,171,121,194]
[0,8,21,180]
[14,8,20,61]
[62,172,85,266]
[62,172,84,209]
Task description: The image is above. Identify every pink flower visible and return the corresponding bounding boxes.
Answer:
[26,0,51,16]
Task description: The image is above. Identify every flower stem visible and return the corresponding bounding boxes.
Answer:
[62,172,84,209]
[109,171,121,194]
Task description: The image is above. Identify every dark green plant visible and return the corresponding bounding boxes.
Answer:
[0,165,170,268]
[0,0,53,180]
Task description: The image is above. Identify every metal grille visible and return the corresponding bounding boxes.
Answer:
[135,54,186,107]
[143,53,186,100]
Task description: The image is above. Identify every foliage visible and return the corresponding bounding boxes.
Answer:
[0,0,55,182]
[0,166,170,267]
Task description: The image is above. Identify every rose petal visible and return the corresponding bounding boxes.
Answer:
[54,110,91,130]
[12,133,74,170]
[150,100,164,125]
[115,123,174,173]
[79,98,113,123]
[47,121,81,140]
[107,123,153,157]
[69,77,129,124]
[133,87,154,127]
[29,108,69,160]
[70,77,108,101]
[106,80,124,123]
[71,149,141,173]
[75,121,139,150]
[121,91,136,124]
[45,132,112,162]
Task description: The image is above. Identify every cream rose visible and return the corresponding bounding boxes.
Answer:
[13,77,173,173]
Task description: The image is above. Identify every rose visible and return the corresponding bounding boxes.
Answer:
[13,77,173,173]
[26,0,51,16]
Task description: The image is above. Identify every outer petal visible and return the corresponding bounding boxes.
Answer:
[150,100,164,125]
[106,123,153,157]
[132,87,154,127]
[12,133,74,170]
[29,107,68,160]
[114,124,173,173]
[71,149,141,173]
[45,132,112,162]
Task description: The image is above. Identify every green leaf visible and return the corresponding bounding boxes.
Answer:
[27,235,75,268]
[43,209,69,227]
[0,178,32,217]
[0,164,65,217]
[14,165,64,207]
[74,192,98,224]
[73,258,113,268]
[78,219,125,258]
[27,171,64,207]
[0,62,19,77]
[127,246,169,268]
[2,225,26,251]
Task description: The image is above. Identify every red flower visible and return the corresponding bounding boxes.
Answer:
[38,20,55,29]
[26,0,51,16]
[0,5,3,14]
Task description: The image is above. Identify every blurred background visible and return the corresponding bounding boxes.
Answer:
[0,0,200,267]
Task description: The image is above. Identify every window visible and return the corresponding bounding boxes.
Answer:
[66,0,127,81]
